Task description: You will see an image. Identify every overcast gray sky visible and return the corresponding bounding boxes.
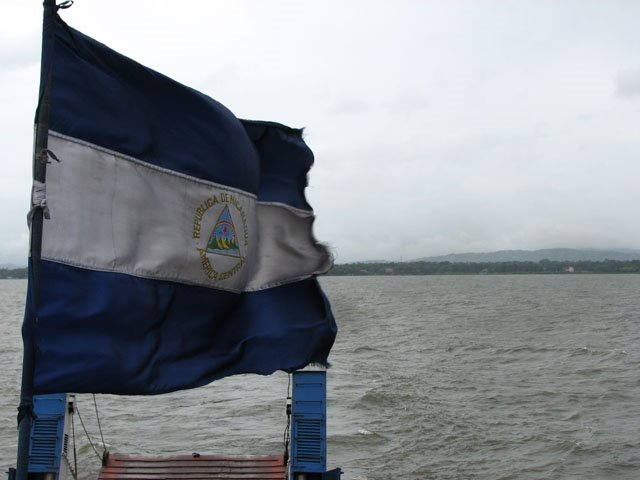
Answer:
[2,0,639,264]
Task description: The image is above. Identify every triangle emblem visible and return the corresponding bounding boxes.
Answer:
[206,205,241,258]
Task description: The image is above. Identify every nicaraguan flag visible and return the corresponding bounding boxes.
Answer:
[26,14,336,395]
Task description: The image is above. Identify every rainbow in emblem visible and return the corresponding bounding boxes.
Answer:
[206,205,240,257]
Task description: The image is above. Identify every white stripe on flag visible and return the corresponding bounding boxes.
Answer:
[42,132,331,292]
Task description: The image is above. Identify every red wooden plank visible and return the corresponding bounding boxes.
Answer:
[98,453,286,480]
[106,459,282,465]
[99,474,285,479]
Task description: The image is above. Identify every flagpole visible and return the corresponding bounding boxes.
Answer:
[15,1,57,478]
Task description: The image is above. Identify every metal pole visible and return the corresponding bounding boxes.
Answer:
[16,1,56,479]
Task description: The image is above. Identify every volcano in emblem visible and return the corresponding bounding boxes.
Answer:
[206,205,240,258]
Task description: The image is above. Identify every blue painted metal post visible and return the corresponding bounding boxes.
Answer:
[16,1,57,479]
[27,394,68,477]
[290,371,327,480]
[289,371,342,480]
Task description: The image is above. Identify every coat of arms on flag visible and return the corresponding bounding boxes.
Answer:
[207,205,240,257]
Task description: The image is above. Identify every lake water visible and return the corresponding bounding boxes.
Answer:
[1,275,639,479]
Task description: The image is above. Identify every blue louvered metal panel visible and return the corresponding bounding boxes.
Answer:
[295,417,322,462]
[290,371,326,478]
[29,394,67,474]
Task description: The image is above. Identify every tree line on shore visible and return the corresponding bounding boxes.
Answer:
[328,259,640,276]
[0,268,28,279]
[3,260,640,279]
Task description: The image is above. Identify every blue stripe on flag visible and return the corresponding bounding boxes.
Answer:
[33,260,335,395]
[243,121,314,211]
[50,19,260,194]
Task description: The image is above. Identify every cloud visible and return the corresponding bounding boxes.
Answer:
[0,41,39,74]
[384,90,429,117]
[615,70,640,98]
[330,98,369,114]
[0,230,29,267]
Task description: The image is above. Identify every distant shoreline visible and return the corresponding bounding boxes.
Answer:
[3,260,640,280]
[0,268,27,279]
[328,260,640,276]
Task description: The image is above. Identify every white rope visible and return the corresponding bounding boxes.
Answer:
[27,181,50,227]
